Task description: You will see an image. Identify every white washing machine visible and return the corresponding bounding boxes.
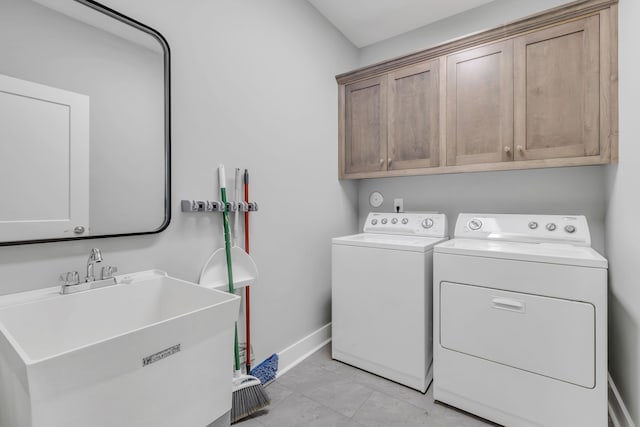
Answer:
[433,213,608,427]
[332,212,448,392]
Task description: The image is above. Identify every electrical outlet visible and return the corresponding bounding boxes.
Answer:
[393,198,404,213]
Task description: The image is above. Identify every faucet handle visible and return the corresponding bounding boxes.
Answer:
[101,265,118,280]
[59,271,80,285]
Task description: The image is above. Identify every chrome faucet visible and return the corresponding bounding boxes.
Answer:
[85,248,103,282]
[59,248,118,295]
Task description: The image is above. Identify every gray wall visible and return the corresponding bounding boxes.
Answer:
[0,0,165,235]
[606,0,640,422]
[359,166,607,253]
[358,0,574,67]
[0,0,359,366]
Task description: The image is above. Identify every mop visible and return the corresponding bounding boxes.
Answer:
[245,168,279,385]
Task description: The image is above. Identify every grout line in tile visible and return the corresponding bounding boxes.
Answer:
[301,379,376,421]
[348,386,378,423]
[265,381,294,410]
[299,393,359,425]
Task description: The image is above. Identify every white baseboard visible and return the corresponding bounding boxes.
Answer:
[609,373,637,427]
[276,323,331,378]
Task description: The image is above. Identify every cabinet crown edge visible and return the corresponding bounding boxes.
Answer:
[335,0,618,85]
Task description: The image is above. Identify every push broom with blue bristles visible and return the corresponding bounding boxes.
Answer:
[218,165,270,424]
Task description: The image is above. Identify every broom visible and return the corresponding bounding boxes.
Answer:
[218,165,270,423]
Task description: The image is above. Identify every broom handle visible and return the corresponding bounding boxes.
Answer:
[219,166,241,371]
[219,169,234,296]
[233,168,241,246]
[244,169,252,372]
[244,170,250,253]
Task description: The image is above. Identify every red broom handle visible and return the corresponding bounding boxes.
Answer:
[244,170,251,372]
[244,182,249,253]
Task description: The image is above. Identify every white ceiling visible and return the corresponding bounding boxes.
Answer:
[308,0,495,48]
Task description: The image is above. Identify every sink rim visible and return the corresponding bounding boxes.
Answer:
[0,270,239,365]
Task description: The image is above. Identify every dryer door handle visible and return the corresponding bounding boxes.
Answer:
[491,297,526,313]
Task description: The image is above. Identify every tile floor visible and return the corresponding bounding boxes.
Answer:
[237,344,497,427]
[237,343,614,426]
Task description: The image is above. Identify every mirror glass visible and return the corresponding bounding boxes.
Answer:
[0,0,170,245]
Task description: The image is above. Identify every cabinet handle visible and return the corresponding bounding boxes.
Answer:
[388,158,392,167]
[504,146,511,154]
[379,158,384,167]
[517,145,524,153]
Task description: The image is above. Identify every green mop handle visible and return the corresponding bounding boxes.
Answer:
[219,166,241,371]
[221,195,234,294]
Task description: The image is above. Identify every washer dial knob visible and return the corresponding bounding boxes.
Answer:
[401,218,409,225]
[546,223,557,231]
[371,219,378,225]
[565,225,576,234]
[381,218,388,225]
[391,218,398,224]
[528,221,538,230]
[468,219,483,231]
[421,218,434,229]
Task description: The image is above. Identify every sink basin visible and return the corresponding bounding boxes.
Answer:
[0,270,240,427]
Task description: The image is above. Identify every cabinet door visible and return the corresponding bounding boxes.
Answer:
[514,16,600,161]
[446,40,514,166]
[0,74,89,242]
[388,60,439,170]
[344,76,387,174]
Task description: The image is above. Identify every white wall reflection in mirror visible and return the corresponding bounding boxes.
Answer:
[0,0,170,244]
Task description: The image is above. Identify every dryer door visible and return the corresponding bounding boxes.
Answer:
[439,281,595,388]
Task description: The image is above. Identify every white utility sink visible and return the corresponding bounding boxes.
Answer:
[0,270,240,427]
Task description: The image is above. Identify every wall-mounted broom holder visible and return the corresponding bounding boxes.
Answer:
[181,199,259,213]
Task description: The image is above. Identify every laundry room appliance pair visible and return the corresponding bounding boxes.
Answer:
[332,211,607,427]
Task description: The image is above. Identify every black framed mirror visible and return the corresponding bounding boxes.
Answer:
[0,0,171,245]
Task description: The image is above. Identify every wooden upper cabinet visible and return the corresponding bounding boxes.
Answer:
[514,15,600,161]
[336,0,617,179]
[344,76,387,174]
[446,41,514,166]
[388,60,440,170]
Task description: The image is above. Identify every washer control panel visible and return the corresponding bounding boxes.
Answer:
[364,212,447,237]
[456,213,591,246]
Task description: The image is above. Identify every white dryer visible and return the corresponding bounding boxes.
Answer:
[332,212,448,392]
[433,213,607,427]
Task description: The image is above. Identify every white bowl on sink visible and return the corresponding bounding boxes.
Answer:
[0,270,240,427]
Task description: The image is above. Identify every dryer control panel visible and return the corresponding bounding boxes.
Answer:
[454,213,591,246]
[364,212,448,237]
